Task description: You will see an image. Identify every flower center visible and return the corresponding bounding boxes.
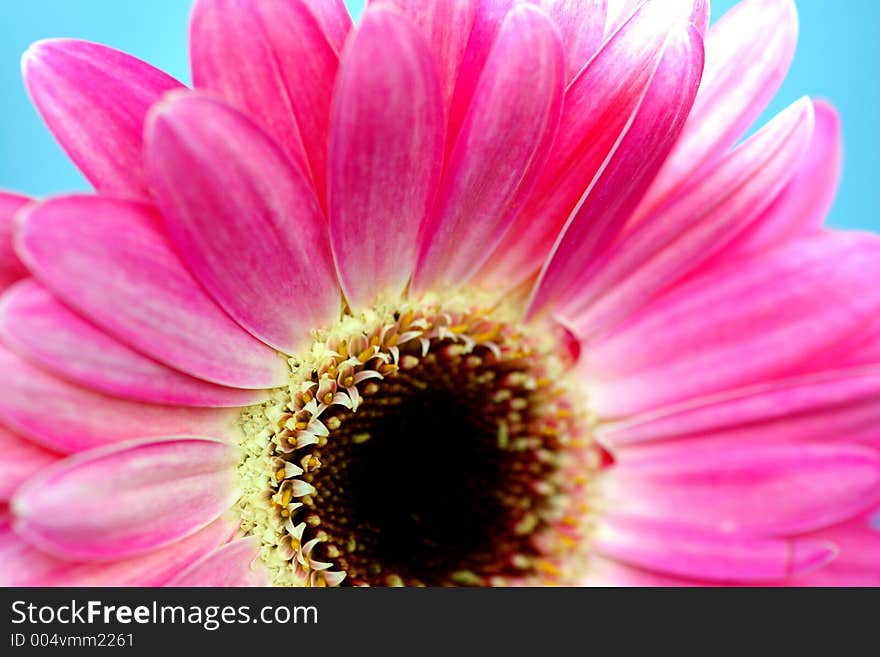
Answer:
[237,295,600,586]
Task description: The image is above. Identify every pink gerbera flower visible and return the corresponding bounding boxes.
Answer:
[1,0,878,587]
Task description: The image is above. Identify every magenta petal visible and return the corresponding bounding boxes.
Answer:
[0,345,240,454]
[477,0,703,290]
[607,442,880,536]
[525,24,704,320]
[11,437,240,561]
[636,0,798,215]
[302,0,353,53]
[0,192,30,291]
[581,231,880,417]
[167,536,269,586]
[15,195,288,389]
[595,515,837,583]
[373,0,477,111]
[564,97,815,343]
[0,280,269,408]
[718,99,842,259]
[22,39,183,201]
[190,0,339,204]
[0,514,236,586]
[0,425,59,501]
[328,7,444,309]
[146,93,339,354]
[446,0,514,151]
[413,4,564,293]
[600,367,880,450]
[790,506,880,586]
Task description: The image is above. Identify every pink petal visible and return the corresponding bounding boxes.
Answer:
[301,0,353,53]
[167,536,269,586]
[634,0,798,216]
[11,437,240,560]
[15,195,288,389]
[581,231,880,417]
[446,0,515,151]
[525,24,704,320]
[790,506,880,586]
[477,0,704,290]
[22,39,183,201]
[606,443,880,536]
[146,92,339,354]
[328,6,444,309]
[0,514,236,586]
[595,514,837,583]
[562,97,814,339]
[413,4,564,293]
[0,345,241,454]
[0,192,30,291]
[529,0,607,82]
[0,280,269,408]
[583,555,704,586]
[715,99,842,260]
[372,0,477,112]
[600,366,880,450]
[0,513,69,586]
[0,425,60,501]
[190,0,339,205]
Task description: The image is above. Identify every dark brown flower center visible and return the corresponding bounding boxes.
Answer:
[242,302,598,586]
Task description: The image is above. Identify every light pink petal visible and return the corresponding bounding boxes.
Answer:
[562,97,814,339]
[22,39,183,201]
[328,7,444,309]
[583,555,702,586]
[581,231,880,417]
[715,99,842,260]
[15,196,288,389]
[0,424,60,501]
[525,24,703,320]
[606,0,709,37]
[790,506,880,586]
[0,345,240,454]
[606,443,880,536]
[372,0,477,112]
[146,93,339,354]
[595,514,837,583]
[190,0,339,205]
[12,437,240,560]
[600,366,880,450]
[635,0,798,216]
[477,0,703,290]
[413,4,564,293]
[603,0,640,33]
[529,0,607,81]
[167,536,268,586]
[302,0,353,53]
[0,280,269,408]
[0,192,30,291]
[0,514,236,586]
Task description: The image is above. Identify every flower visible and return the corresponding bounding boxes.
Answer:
[0,0,878,587]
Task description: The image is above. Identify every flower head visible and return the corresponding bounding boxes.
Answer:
[1,0,878,586]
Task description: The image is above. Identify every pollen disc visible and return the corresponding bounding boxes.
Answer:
[237,295,601,586]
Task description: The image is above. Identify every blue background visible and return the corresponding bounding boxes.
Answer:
[0,1,876,231]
